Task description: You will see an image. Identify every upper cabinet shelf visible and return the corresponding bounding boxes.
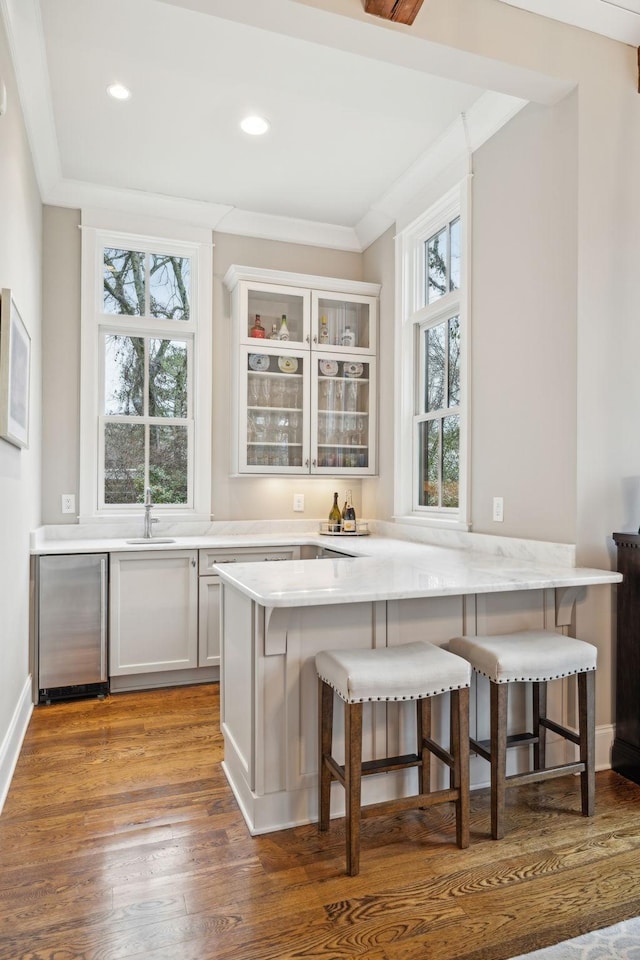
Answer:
[224,265,379,356]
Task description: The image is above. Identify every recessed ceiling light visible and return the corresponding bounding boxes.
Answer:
[107,83,131,101]
[240,115,270,136]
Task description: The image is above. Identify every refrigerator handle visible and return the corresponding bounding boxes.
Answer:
[100,557,108,681]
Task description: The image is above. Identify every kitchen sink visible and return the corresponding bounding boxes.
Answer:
[125,538,176,545]
[299,544,354,560]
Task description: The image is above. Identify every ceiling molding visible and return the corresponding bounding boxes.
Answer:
[497,0,640,45]
[1,0,570,253]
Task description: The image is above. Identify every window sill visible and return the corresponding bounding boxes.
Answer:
[392,513,471,532]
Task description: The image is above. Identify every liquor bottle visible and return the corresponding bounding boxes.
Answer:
[250,314,266,338]
[341,325,355,348]
[342,489,356,533]
[319,315,329,344]
[269,323,279,339]
[279,314,290,341]
[328,491,342,532]
[341,495,348,524]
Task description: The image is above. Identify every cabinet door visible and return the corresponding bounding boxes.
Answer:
[110,550,198,675]
[238,343,310,474]
[239,281,310,347]
[198,576,220,667]
[311,352,377,475]
[312,291,377,355]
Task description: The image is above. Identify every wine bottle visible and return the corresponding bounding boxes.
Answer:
[328,491,342,532]
[319,315,329,344]
[250,314,266,338]
[269,322,279,339]
[279,314,290,341]
[343,489,356,533]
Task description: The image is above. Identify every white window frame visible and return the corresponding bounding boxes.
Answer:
[79,216,212,522]
[394,180,471,529]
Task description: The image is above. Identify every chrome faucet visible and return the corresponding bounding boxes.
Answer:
[143,487,157,539]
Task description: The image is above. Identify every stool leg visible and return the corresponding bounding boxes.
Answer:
[533,681,547,771]
[451,687,470,848]
[417,697,431,794]
[318,679,333,832]
[345,701,363,876]
[578,670,596,818]
[491,682,508,840]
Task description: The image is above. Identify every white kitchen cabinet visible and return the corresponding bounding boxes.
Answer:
[225,265,380,477]
[197,546,297,668]
[110,550,198,677]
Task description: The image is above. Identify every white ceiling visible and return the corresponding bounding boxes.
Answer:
[1,0,636,251]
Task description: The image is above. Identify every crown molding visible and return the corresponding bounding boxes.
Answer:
[1,0,554,253]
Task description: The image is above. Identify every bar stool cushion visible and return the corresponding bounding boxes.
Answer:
[315,640,471,703]
[447,630,597,684]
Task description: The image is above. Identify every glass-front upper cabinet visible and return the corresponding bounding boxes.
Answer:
[312,292,377,355]
[238,344,309,474]
[238,280,310,348]
[225,265,380,477]
[311,353,376,475]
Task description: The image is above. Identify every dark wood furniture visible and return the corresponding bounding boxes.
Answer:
[612,532,640,784]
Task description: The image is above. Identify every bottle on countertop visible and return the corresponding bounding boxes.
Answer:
[319,315,330,344]
[342,489,356,533]
[250,314,266,338]
[279,314,290,341]
[328,491,342,532]
[341,325,355,348]
[269,322,279,339]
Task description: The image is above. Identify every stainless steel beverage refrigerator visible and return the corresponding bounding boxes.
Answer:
[35,554,109,703]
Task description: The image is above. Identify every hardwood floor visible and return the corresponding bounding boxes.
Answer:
[2,683,640,960]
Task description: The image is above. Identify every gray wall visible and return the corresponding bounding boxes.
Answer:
[0,14,42,804]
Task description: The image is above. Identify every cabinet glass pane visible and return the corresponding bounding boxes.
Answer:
[246,351,304,468]
[317,297,370,350]
[316,359,369,469]
[247,289,305,344]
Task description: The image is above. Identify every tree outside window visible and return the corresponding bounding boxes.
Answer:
[101,248,192,507]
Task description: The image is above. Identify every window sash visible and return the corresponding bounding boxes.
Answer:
[394,179,470,528]
[79,221,212,521]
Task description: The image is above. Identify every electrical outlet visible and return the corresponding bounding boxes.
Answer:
[492,496,504,522]
[61,494,76,515]
[293,493,305,512]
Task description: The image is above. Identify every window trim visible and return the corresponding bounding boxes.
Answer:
[394,179,471,530]
[79,221,212,522]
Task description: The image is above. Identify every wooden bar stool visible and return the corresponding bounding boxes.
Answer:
[448,630,597,840]
[315,639,471,876]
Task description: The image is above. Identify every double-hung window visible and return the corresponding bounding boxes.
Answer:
[79,219,212,520]
[396,183,470,527]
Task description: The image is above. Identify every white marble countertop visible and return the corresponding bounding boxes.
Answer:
[30,521,620,607]
[213,536,621,607]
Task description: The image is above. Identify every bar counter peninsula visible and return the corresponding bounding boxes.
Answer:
[215,533,620,835]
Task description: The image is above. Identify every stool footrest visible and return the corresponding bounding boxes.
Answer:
[424,738,455,770]
[324,752,423,787]
[506,760,585,788]
[540,717,580,746]
[471,731,538,762]
[360,788,461,821]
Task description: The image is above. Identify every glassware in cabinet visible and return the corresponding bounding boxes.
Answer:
[242,282,310,348]
[312,354,376,474]
[241,345,308,473]
[312,291,377,355]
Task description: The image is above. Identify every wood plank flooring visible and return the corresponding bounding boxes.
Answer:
[2,683,640,960]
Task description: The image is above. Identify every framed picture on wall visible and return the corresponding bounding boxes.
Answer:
[0,288,31,449]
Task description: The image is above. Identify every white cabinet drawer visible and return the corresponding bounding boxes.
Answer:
[198,546,297,575]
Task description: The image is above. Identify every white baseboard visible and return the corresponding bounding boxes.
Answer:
[0,675,34,815]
